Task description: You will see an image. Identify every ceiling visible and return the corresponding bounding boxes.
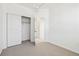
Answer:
[18,3,46,9]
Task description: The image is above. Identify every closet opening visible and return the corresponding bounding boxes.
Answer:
[21,16,31,43]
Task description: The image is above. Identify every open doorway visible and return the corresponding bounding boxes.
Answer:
[21,16,31,43]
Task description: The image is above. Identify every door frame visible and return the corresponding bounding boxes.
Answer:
[21,16,31,42]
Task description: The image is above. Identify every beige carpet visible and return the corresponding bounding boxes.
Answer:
[1,40,79,56]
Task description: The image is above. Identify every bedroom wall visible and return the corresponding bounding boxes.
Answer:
[2,3,35,48]
[0,4,3,54]
[44,3,79,53]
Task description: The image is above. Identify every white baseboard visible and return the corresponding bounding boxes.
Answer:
[45,40,79,54]
[34,39,79,54]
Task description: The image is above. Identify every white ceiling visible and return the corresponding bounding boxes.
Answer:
[18,3,46,9]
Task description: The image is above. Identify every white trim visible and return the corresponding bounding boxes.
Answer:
[0,49,2,55]
[45,40,79,54]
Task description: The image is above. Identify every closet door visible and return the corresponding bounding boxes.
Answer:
[7,13,21,47]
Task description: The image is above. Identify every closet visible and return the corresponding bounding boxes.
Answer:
[21,16,31,41]
[7,13,33,47]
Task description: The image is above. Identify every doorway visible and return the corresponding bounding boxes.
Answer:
[21,16,31,42]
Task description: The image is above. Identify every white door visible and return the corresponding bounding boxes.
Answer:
[35,9,49,44]
[30,17,35,42]
[7,13,21,47]
[34,15,41,44]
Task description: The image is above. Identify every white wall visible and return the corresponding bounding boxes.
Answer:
[0,4,3,54]
[2,3,34,48]
[7,13,22,47]
[43,3,79,53]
